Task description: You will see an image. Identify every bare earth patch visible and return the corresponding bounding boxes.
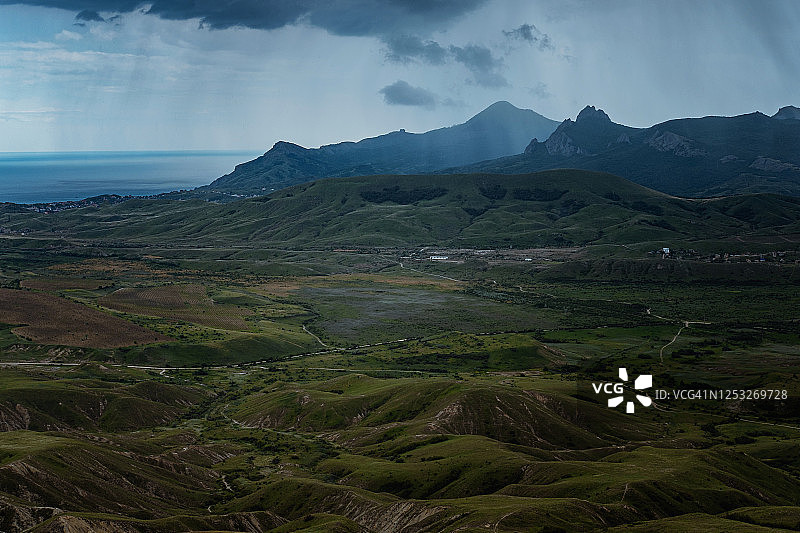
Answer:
[0,288,171,348]
[98,284,252,331]
[251,280,303,298]
[252,273,459,298]
[20,278,112,291]
[323,273,462,289]
[47,259,178,278]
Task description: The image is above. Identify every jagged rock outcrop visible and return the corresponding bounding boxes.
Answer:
[529,105,639,158]
[0,497,61,532]
[450,104,800,197]
[0,403,31,431]
[646,130,707,157]
[575,104,612,123]
[749,156,799,172]
[544,123,583,156]
[30,512,286,532]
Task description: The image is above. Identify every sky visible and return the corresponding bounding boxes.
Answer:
[0,0,798,152]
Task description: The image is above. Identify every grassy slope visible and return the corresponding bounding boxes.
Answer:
[4,170,800,249]
[0,368,210,432]
[0,344,798,531]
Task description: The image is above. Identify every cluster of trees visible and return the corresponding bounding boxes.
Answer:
[360,186,448,204]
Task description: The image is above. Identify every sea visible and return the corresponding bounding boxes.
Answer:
[0,151,263,204]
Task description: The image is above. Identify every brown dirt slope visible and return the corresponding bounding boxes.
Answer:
[20,278,112,291]
[0,288,171,348]
[98,284,252,331]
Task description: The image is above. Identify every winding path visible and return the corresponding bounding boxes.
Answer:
[303,324,328,347]
[657,319,713,363]
[398,262,461,282]
[646,308,711,364]
[659,323,686,363]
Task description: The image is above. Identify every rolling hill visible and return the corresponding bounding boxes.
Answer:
[8,170,800,250]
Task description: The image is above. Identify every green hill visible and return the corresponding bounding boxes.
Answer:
[0,369,210,432]
[8,170,800,250]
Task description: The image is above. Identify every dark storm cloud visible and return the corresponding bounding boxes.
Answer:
[305,0,487,37]
[148,1,310,31]
[0,0,488,35]
[384,35,448,65]
[449,44,507,87]
[75,8,104,21]
[449,44,498,73]
[0,1,142,11]
[379,80,437,107]
[383,35,508,89]
[503,23,553,50]
[383,36,508,88]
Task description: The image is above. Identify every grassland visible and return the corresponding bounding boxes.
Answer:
[0,170,799,531]
[4,170,800,251]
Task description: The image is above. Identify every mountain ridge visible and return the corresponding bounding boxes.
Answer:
[15,169,800,251]
[773,105,800,120]
[166,102,800,201]
[448,105,800,197]
[194,101,558,197]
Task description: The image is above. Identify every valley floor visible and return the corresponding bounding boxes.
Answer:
[1,237,799,532]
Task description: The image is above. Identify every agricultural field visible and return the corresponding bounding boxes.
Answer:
[99,284,255,331]
[0,288,171,348]
[19,277,113,291]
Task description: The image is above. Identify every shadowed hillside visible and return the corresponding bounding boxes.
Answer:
[183,101,558,198]
[448,105,800,197]
[8,170,800,249]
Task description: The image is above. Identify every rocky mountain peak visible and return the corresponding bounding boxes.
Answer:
[270,141,307,154]
[464,100,548,129]
[576,105,611,124]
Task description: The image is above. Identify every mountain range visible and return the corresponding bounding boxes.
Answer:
[451,105,800,197]
[179,102,800,201]
[190,101,558,198]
